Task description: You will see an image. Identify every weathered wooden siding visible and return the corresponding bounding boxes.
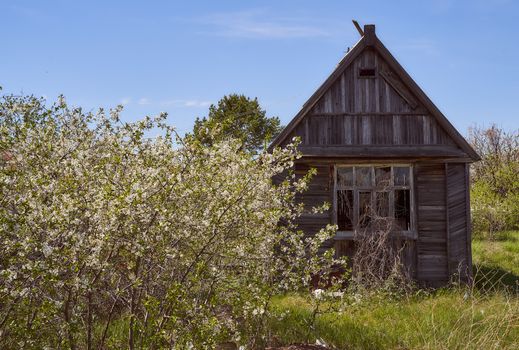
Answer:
[294,163,334,251]
[292,114,455,146]
[274,27,477,287]
[293,161,472,286]
[311,48,423,115]
[283,48,456,148]
[415,163,449,285]
[274,27,479,287]
[446,163,471,282]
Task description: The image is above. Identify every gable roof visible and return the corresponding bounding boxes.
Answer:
[269,25,480,161]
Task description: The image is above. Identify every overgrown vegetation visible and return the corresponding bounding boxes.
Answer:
[1,92,518,349]
[469,125,519,238]
[268,233,519,349]
[0,93,344,349]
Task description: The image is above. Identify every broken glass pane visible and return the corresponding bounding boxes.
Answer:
[358,191,372,228]
[375,166,391,188]
[375,191,390,217]
[395,189,411,230]
[394,166,410,186]
[337,190,354,231]
[356,167,372,187]
[337,167,353,187]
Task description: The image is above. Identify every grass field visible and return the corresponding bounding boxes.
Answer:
[268,231,519,349]
[473,230,519,290]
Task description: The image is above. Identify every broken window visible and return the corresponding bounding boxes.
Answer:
[358,191,372,228]
[394,166,410,186]
[335,165,413,233]
[375,166,391,188]
[337,190,354,231]
[395,189,411,230]
[355,166,372,187]
[337,167,354,187]
[375,191,390,217]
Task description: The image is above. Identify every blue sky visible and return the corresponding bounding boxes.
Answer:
[1,0,518,135]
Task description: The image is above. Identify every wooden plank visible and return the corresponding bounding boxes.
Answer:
[307,111,430,116]
[340,73,347,113]
[445,163,451,278]
[379,70,418,109]
[305,118,309,144]
[465,163,473,281]
[374,53,380,113]
[297,145,469,158]
[416,163,448,284]
[361,115,372,144]
[295,157,474,164]
[445,163,471,283]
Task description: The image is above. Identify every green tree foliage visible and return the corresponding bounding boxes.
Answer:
[0,93,343,349]
[469,125,519,237]
[190,94,283,153]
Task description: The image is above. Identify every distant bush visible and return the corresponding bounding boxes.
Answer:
[469,125,519,238]
[0,93,344,349]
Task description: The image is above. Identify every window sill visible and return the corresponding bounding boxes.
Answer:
[335,230,417,240]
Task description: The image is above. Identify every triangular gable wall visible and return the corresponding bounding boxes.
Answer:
[270,27,479,161]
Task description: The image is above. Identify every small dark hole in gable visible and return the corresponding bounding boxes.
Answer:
[359,68,376,77]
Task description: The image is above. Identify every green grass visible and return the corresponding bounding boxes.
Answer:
[473,230,519,291]
[268,231,519,349]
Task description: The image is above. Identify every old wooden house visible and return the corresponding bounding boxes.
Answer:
[269,25,480,286]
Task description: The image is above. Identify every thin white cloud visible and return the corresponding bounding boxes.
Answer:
[138,98,151,105]
[184,99,211,107]
[198,9,332,39]
[118,97,211,108]
[396,39,440,56]
[120,97,131,106]
[161,99,212,108]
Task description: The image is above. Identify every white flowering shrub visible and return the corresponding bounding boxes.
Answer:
[0,94,342,349]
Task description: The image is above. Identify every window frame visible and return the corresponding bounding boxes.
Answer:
[333,164,416,240]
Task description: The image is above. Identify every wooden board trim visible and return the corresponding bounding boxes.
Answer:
[445,163,451,278]
[296,157,474,164]
[465,163,473,282]
[379,70,418,109]
[307,112,428,116]
[413,166,419,279]
[297,145,468,158]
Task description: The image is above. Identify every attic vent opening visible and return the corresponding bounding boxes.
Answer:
[359,68,376,78]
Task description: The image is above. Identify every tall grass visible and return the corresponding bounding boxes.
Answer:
[268,232,519,349]
[473,230,519,293]
[269,288,518,349]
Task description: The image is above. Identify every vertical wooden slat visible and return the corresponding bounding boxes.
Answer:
[412,165,419,279]
[374,53,380,113]
[423,116,431,144]
[362,115,371,144]
[305,118,309,145]
[415,163,448,286]
[341,73,346,113]
[446,163,471,283]
[445,163,451,278]
[465,163,473,281]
